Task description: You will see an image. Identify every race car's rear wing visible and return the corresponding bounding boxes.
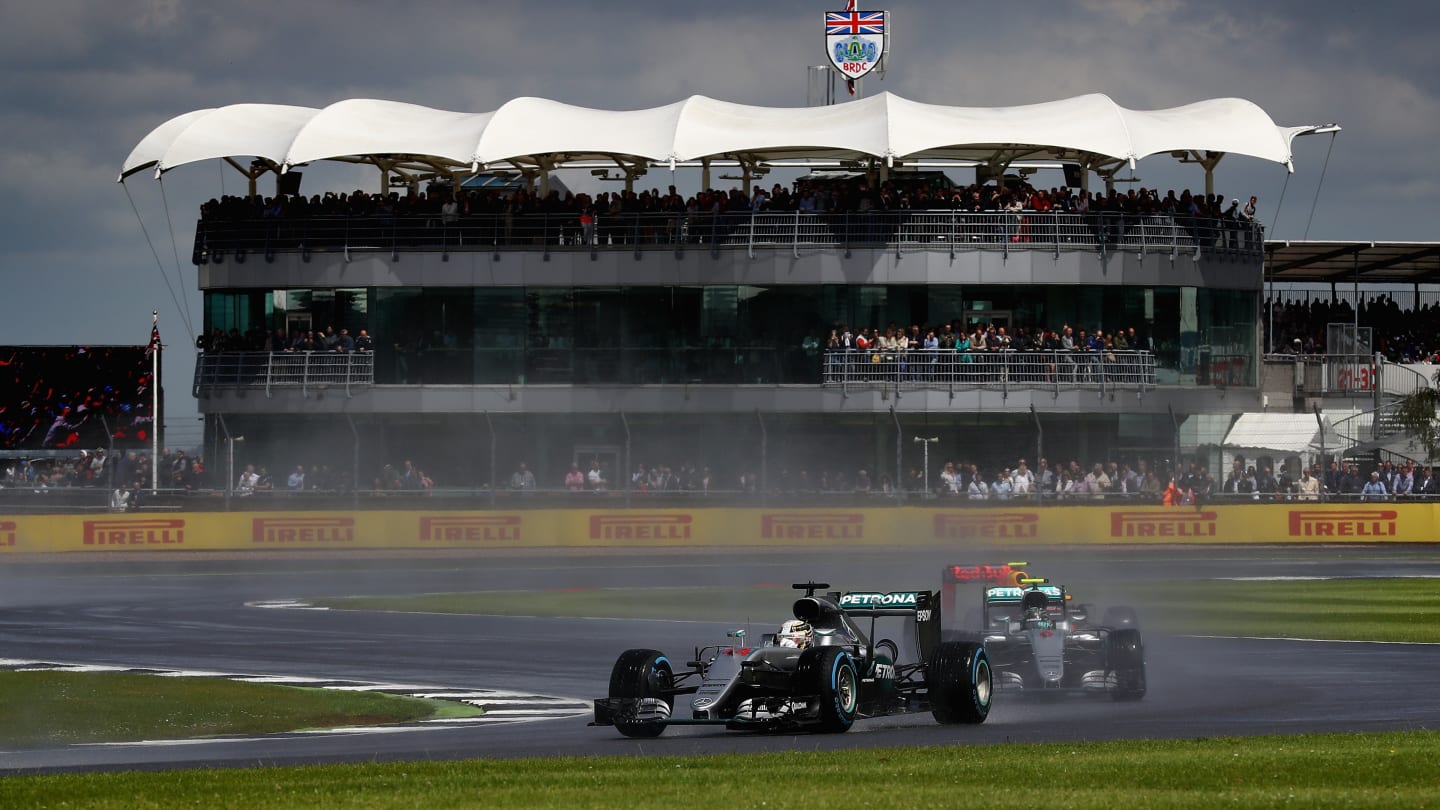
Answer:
[836,590,941,662]
[940,562,1029,623]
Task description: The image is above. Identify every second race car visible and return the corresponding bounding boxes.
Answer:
[944,568,1145,700]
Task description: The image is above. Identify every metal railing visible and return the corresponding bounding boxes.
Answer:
[822,349,1156,393]
[192,349,1166,394]
[5,483,1437,514]
[1263,353,1384,400]
[194,351,374,397]
[192,210,1265,263]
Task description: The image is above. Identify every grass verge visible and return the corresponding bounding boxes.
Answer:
[315,585,796,622]
[1137,578,1440,643]
[0,672,473,748]
[316,578,1440,643]
[1,731,1437,808]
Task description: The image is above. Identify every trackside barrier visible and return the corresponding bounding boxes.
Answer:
[1,504,1436,553]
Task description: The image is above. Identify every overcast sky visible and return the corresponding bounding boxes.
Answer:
[1,0,1435,445]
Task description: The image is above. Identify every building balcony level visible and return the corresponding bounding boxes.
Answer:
[193,348,1244,398]
[192,210,1263,263]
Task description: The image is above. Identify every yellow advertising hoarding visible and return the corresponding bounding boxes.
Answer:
[0,503,1435,554]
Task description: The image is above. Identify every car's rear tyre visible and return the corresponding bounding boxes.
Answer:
[796,646,858,732]
[608,648,674,737]
[1103,605,1140,629]
[1106,628,1146,701]
[928,640,992,724]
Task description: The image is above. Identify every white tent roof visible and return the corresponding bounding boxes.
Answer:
[1223,412,1342,456]
[120,92,1326,181]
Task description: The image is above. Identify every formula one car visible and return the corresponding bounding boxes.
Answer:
[592,582,992,736]
[944,569,1144,701]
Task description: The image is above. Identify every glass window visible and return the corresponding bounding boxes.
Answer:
[373,288,474,384]
[526,290,574,384]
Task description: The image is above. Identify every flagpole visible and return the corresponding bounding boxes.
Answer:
[151,310,159,495]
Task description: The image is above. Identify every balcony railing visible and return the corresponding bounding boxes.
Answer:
[194,351,374,397]
[821,349,1156,393]
[192,349,1164,394]
[192,210,1264,263]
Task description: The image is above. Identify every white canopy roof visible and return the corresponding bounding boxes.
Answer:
[120,91,1324,181]
[1223,412,1342,456]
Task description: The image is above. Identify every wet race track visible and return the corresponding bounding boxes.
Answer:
[2,545,1438,773]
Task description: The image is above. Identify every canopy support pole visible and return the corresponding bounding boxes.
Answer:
[1195,151,1226,197]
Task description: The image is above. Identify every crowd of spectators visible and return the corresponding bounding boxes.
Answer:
[825,321,1149,356]
[820,321,1154,384]
[199,180,1257,224]
[7,447,1435,505]
[765,454,1437,504]
[196,325,374,354]
[1265,294,1440,363]
[196,179,1260,255]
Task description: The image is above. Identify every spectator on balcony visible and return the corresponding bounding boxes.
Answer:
[990,470,1013,500]
[1162,477,1181,506]
[1298,468,1320,501]
[1011,460,1035,497]
[510,462,536,491]
[236,464,259,496]
[1086,464,1110,500]
[354,329,374,352]
[1394,464,1414,497]
[1062,471,1084,498]
[587,459,608,491]
[1416,467,1437,496]
[967,472,989,500]
[855,328,873,352]
[400,459,421,490]
[564,462,585,492]
[939,462,960,495]
[1256,466,1278,500]
[1340,463,1364,495]
[855,469,872,493]
[336,329,355,353]
[1361,471,1388,502]
[1036,458,1056,495]
[1241,195,1259,250]
[287,465,305,491]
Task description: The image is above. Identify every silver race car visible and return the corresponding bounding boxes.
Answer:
[592,582,992,736]
[946,574,1145,700]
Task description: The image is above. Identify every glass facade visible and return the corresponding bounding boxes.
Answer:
[202,284,1257,386]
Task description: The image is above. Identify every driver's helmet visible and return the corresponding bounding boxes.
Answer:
[777,620,813,649]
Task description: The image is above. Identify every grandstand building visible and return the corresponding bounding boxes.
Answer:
[122,93,1371,490]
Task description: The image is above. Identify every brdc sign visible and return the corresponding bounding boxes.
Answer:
[824,10,887,81]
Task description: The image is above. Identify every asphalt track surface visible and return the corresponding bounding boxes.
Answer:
[2,544,1439,774]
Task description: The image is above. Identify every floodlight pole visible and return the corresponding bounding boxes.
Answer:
[913,436,939,496]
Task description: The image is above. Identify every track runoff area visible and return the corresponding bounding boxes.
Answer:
[2,542,1439,806]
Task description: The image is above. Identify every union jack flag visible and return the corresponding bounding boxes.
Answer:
[826,11,885,35]
[145,313,162,358]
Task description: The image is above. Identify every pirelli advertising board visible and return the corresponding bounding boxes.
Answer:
[0,504,1434,553]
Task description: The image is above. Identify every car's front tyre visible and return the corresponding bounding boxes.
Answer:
[796,646,858,732]
[608,648,674,737]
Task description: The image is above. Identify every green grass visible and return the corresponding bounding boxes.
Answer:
[0,672,474,748]
[1,731,1437,808]
[315,585,797,623]
[1137,578,1440,643]
[318,578,1440,644]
